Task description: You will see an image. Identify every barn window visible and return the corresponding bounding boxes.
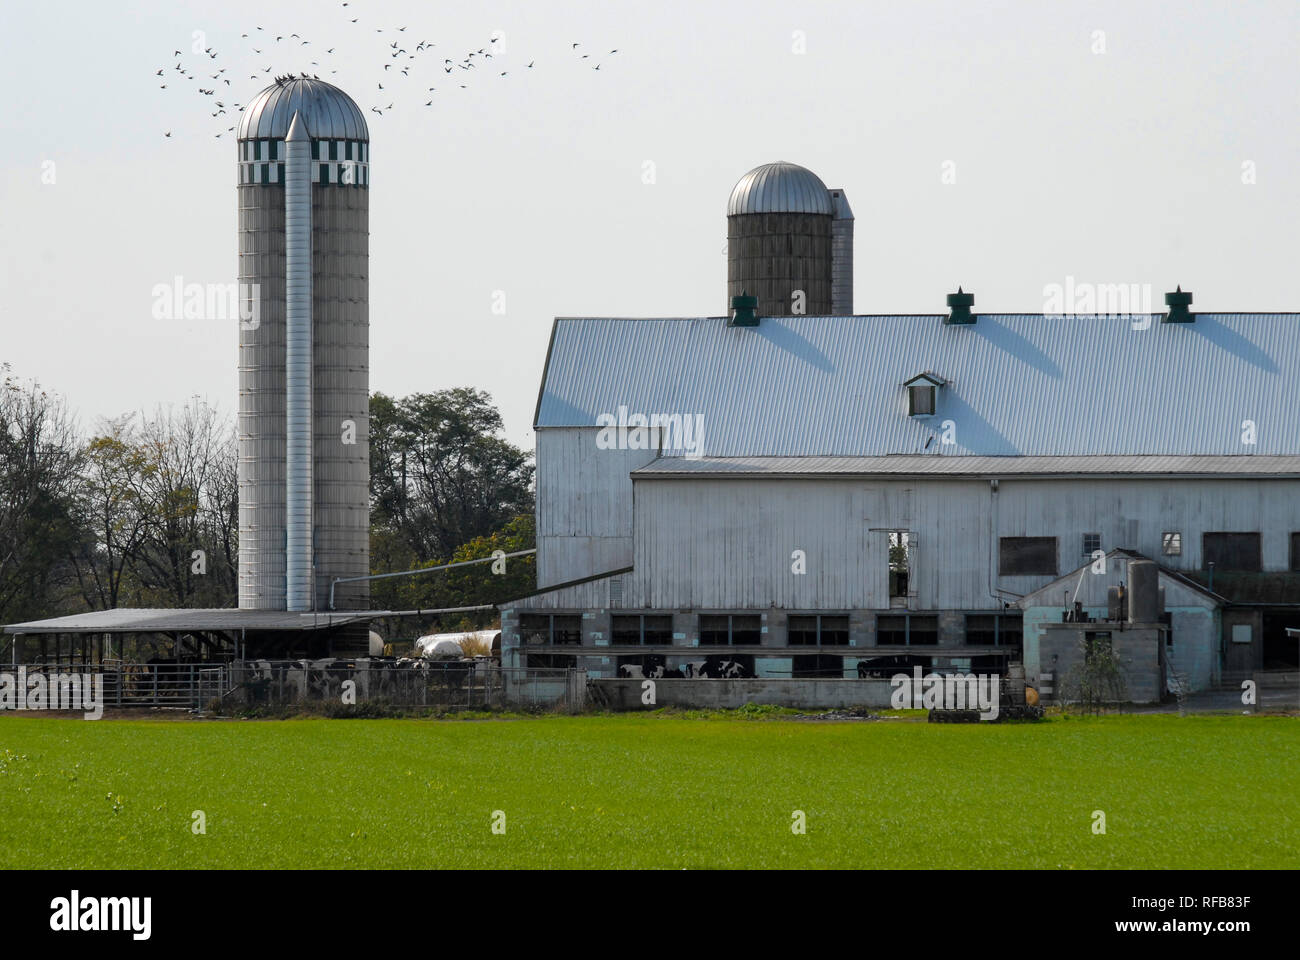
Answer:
[1203,532,1261,572]
[907,616,939,645]
[791,654,845,678]
[966,613,1024,647]
[1084,631,1113,665]
[1082,533,1101,556]
[909,385,935,416]
[965,615,997,646]
[999,613,1023,647]
[889,531,911,598]
[876,615,907,646]
[1162,532,1182,556]
[519,613,581,669]
[611,614,672,646]
[699,614,761,645]
[1290,533,1300,572]
[999,537,1057,576]
[787,615,849,646]
[875,614,938,645]
[903,373,945,418]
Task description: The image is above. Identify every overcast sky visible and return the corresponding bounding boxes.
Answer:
[2,0,1296,450]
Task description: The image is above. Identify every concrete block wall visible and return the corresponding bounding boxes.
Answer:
[1039,623,1163,704]
[593,677,897,711]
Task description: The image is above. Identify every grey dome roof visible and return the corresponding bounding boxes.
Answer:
[727,161,832,216]
[238,77,368,141]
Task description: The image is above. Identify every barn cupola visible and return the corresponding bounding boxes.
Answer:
[1163,286,1194,323]
[945,287,975,324]
[904,373,946,417]
[729,291,759,327]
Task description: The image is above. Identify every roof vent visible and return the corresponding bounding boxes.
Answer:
[730,292,759,327]
[945,287,975,325]
[1163,286,1194,323]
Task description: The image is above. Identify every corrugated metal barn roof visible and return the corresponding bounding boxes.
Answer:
[632,454,1300,477]
[535,314,1300,456]
[3,609,388,635]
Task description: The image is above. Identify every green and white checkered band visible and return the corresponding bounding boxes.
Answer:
[237,137,370,187]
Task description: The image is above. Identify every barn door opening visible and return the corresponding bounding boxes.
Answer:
[888,531,912,607]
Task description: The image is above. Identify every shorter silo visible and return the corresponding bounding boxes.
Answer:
[726,162,834,318]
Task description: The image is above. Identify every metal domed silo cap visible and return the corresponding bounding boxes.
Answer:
[727,161,833,216]
[238,76,368,141]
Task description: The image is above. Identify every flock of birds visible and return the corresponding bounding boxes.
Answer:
[156,2,620,139]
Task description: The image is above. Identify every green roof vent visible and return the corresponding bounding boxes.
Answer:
[1163,286,1194,323]
[945,287,975,325]
[730,291,759,327]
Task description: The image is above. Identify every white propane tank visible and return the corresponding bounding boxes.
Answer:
[415,635,465,659]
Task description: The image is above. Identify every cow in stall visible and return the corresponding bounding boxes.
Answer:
[646,663,684,679]
[718,660,748,679]
[683,657,753,679]
[619,661,684,679]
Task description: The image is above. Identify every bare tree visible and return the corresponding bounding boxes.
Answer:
[130,401,238,606]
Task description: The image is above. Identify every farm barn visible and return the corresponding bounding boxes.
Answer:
[498,161,1300,708]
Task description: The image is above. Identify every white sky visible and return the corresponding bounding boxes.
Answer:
[2,0,1297,450]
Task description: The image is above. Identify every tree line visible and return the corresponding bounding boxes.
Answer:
[0,365,535,634]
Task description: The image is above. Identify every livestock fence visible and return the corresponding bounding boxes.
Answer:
[231,660,587,712]
[0,660,587,713]
[0,660,229,710]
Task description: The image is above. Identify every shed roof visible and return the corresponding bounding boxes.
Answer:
[535,314,1300,457]
[1018,549,1227,609]
[3,608,389,635]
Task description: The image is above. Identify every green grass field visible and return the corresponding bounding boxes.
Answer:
[0,712,1295,869]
